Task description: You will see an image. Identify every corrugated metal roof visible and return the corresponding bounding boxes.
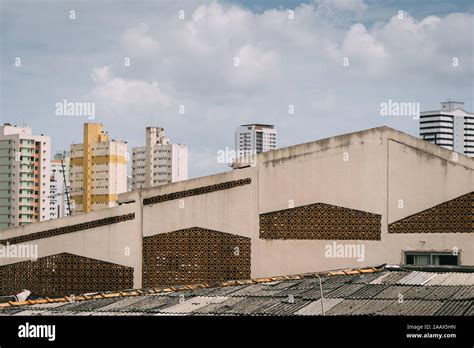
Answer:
[0,266,472,316]
[325,284,366,298]
[452,286,474,300]
[350,299,395,315]
[295,298,344,316]
[326,299,371,315]
[434,300,471,316]
[430,272,474,286]
[397,271,437,285]
[423,286,462,300]
[381,300,444,316]
[159,296,229,314]
[370,271,408,284]
[192,297,243,315]
[347,285,388,299]
[402,286,438,300]
[374,285,413,299]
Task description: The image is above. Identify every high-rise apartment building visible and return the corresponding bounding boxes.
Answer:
[0,123,51,229]
[70,123,128,213]
[132,127,187,189]
[420,101,474,157]
[49,152,70,219]
[235,124,277,156]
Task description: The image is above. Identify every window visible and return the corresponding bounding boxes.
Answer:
[404,251,459,266]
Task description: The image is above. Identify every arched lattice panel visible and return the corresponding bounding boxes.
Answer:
[143,228,251,288]
[0,253,134,297]
[260,203,381,240]
[389,192,474,233]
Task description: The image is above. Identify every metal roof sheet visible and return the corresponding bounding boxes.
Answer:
[222,297,282,315]
[433,272,474,286]
[295,298,344,316]
[423,286,462,300]
[422,273,452,286]
[349,299,395,315]
[434,300,471,316]
[325,284,366,298]
[347,285,388,299]
[96,296,152,312]
[402,286,438,300]
[263,299,310,316]
[381,300,444,316]
[326,299,371,315]
[350,272,386,284]
[374,285,413,299]
[397,271,437,285]
[452,286,474,300]
[370,271,409,284]
[192,297,243,315]
[159,296,229,314]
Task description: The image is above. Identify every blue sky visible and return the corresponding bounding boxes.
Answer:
[1,0,473,178]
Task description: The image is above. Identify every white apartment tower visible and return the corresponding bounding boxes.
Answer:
[49,152,70,219]
[132,127,188,189]
[420,101,474,157]
[0,123,51,229]
[235,124,277,156]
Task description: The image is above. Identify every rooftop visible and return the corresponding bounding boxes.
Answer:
[0,265,472,316]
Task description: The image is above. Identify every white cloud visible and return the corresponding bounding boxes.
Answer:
[78,1,473,177]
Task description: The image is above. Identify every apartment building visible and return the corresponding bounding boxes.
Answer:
[0,123,51,229]
[132,127,187,189]
[235,124,277,156]
[69,123,128,213]
[420,101,474,157]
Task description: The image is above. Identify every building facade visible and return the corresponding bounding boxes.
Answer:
[235,124,277,156]
[420,101,474,157]
[132,127,187,189]
[0,124,51,229]
[0,127,472,296]
[69,123,128,214]
[49,152,70,219]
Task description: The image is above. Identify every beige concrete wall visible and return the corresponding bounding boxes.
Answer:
[0,200,143,288]
[0,127,472,287]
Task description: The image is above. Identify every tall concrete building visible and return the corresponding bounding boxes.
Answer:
[132,127,187,189]
[69,123,128,214]
[420,101,474,157]
[0,123,51,229]
[235,124,277,156]
[49,152,70,219]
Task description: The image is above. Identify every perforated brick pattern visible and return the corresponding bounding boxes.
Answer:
[143,227,251,287]
[388,192,473,233]
[259,203,381,240]
[0,253,134,296]
[143,178,251,205]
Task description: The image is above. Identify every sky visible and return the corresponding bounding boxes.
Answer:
[1,0,473,178]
